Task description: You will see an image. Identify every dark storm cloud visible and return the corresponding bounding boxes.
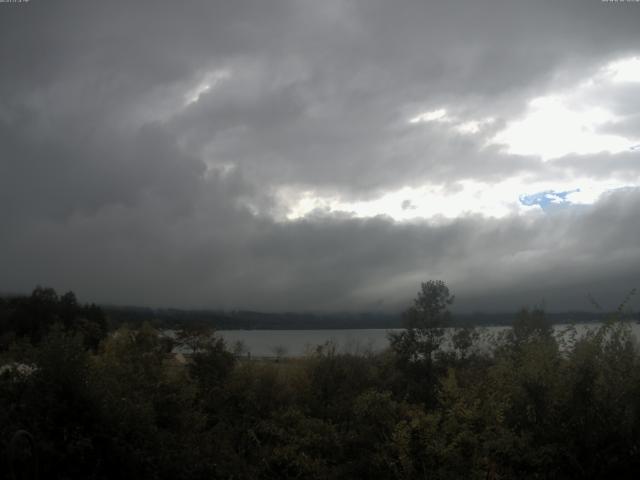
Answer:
[2,183,639,312]
[161,0,640,195]
[1,0,639,311]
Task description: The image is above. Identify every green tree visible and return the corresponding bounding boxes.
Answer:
[389,280,455,405]
[400,281,454,356]
[511,307,552,346]
[175,323,216,354]
[189,336,236,395]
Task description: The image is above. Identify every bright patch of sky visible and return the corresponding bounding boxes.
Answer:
[519,189,581,213]
[606,56,640,83]
[281,56,640,222]
[409,108,448,124]
[183,69,231,106]
[492,96,630,160]
[284,182,516,221]
[408,108,495,135]
[283,178,633,221]
[492,56,640,160]
[406,57,640,160]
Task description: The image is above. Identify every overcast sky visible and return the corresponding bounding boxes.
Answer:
[1,0,640,313]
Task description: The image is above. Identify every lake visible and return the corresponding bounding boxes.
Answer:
[215,322,640,357]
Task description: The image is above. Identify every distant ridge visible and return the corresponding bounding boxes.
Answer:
[102,305,627,330]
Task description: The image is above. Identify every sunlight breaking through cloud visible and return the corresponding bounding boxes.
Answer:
[408,108,448,124]
[607,56,640,83]
[2,1,640,311]
[283,177,640,221]
[491,56,640,160]
[492,96,630,160]
[183,69,232,106]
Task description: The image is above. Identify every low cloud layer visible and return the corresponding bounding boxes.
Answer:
[1,1,639,312]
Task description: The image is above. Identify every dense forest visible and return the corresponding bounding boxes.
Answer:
[1,282,640,479]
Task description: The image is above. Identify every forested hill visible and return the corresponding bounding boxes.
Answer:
[103,305,618,330]
[1,289,625,331]
[103,306,402,330]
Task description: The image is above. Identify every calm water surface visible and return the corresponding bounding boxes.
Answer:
[216,323,640,357]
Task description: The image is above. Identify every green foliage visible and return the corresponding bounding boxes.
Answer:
[189,336,236,393]
[390,281,454,356]
[511,307,553,345]
[2,282,640,479]
[389,280,455,405]
[175,323,215,354]
[0,287,108,351]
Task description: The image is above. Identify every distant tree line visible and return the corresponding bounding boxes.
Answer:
[102,305,617,332]
[1,283,639,479]
[0,286,107,350]
[103,306,405,330]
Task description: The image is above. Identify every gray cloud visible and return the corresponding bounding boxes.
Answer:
[1,0,640,312]
[2,186,638,312]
